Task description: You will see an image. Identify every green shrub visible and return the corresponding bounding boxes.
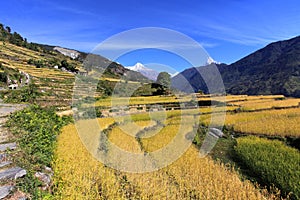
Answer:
[6,105,71,199]
[235,136,300,199]
[0,82,40,103]
[7,105,69,167]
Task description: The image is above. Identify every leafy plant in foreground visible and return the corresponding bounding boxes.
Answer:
[6,105,71,199]
[235,136,300,199]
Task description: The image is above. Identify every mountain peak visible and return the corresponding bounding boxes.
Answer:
[206,57,220,65]
[126,63,159,81]
[128,63,148,71]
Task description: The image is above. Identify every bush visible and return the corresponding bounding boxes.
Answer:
[0,71,7,83]
[27,59,45,68]
[6,105,71,199]
[234,136,300,199]
[0,82,40,103]
[7,105,69,167]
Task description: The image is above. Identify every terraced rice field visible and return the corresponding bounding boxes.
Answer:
[0,42,79,107]
[53,114,278,199]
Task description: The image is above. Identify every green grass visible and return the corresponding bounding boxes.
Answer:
[234,136,300,199]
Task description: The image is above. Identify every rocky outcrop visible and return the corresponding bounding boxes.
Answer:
[53,46,80,59]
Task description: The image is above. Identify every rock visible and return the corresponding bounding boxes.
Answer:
[0,153,7,161]
[0,108,14,118]
[35,172,51,191]
[209,128,224,138]
[0,143,16,152]
[0,161,12,168]
[44,166,52,172]
[0,185,13,199]
[0,104,27,118]
[0,167,26,180]
[15,169,27,179]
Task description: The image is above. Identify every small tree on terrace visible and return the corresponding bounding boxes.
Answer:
[156,72,171,95]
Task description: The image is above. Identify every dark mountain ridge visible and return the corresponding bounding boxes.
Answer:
[172,36,300,97]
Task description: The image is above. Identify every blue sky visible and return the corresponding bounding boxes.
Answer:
[1,0,300,71]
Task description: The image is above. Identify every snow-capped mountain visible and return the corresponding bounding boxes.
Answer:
[171,72,179,77]
[126,63,160,81]
[206,56,220,65]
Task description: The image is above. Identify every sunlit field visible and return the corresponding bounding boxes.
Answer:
[53,116,278,199]
[200,107,300,137]
[231,98,300,110]
[53,94,300,199]
[93,95,196,107]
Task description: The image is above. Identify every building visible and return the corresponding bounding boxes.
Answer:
[8,84,18,90]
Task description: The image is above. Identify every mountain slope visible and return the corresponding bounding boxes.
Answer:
[172,36,300,97]
[0,23,150,108]
[80,54,149,82]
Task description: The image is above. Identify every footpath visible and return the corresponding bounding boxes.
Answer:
[0,100,27,199]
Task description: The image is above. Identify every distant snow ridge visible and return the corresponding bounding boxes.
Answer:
[206,57,220,65]
[127,63,160,81]
[171,72,179,77]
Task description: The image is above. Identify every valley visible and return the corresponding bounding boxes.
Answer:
[0,23,299,200]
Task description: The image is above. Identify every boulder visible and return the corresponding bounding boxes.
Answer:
[0,167,26,181]
[0,185,14,199]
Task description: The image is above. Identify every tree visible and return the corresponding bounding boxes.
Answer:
[197,89,204,95]
[156,72,171,89]
[156,72,171,95]
[60,60,78,72]
[10,32,24,46]
[60,60,69,69]
[5,26,11,33]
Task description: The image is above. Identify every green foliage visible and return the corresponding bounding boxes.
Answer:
[27,58,77,72]
[132,83,155,96]
[28,59,45,68]
[0,63,19,83]
[7,105,69,167]
[156,72,171,88]
[156,72,171,95]
[96,80,154,97]
[16,171,49,200]
[60,59,78,72]
[0,82,40,103]
[97,80,114,96]
[192,125,208,146]
[0,64,7,84]
[6,105,71,199]
[9,32,24,46]
[0,71,7,83]
[234,136,300,199]
[0,23,40,50]
[197,89,204,94]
